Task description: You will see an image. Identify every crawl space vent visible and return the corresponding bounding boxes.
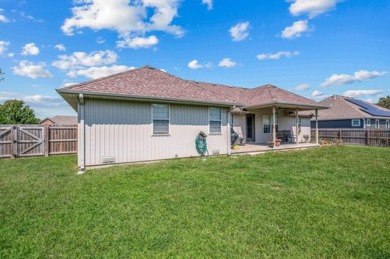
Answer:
[102,156,116,164]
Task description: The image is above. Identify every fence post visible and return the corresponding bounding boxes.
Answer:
[339,130,342,141]
[366,130,369,145]
[44,125,49,156]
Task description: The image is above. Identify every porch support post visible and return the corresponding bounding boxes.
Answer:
[272,106,276,148]
[295,109,299,144]
[315,109,319,145]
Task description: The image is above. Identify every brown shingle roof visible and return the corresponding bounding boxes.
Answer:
[59,66,326,109]
[242,84,323,108]
[63,66,238,105]
[316,95,390,120]
[41,115,77,125]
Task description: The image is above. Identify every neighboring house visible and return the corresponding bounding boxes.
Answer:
[57,66,328,170]
[311,95,390,129]
[40,115,77,126]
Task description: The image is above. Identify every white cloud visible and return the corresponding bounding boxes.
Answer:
[321,70,387,87]
[294,83,310,91]
[257,51,299,60]
[364,98,375,104]
[202,0,213,10]
[21,43,40,56]
[23,95,62,103]
[52,50,118,70]
[61,82,78,88]
[229,21,250,41]
[0,9,9,23]
[289,0,340,18]
[188,60,203,69]
[0,41,10,55]
[343,90,383,98]
[218,58,237,68]
[20,11,44,22]
[311,90,324,97]
[281,20,310,39]
[61,0,184,47]
[117,35,159,49]
[0,92,72,118]
[67,65,135,79]
[55,44,66,51]
[12,60,53,79]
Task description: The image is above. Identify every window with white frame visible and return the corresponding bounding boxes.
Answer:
[386,120,390,129]
[263,115,278,133]
[375,119,380,129]
[209,107,222,133]
[366,118,371,126]
[352,119,360,127]
[152,104,169,134]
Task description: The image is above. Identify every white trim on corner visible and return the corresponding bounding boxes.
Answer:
[386,120,390,129]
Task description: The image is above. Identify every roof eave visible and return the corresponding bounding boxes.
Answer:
[56,88,240,110]
[244,102,329,110]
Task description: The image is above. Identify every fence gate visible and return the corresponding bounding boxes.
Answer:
[0,127,12,158]
[15,126,45,157]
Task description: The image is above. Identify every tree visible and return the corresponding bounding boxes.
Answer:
[0,100,40,124]
[377,95,390,109]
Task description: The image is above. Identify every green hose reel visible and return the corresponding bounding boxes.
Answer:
[195,131,208,156]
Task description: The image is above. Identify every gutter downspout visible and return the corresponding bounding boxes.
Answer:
[78,93,85,174]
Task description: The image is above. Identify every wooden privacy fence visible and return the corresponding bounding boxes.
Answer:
[311,129,390,147]
[0,125,77,158]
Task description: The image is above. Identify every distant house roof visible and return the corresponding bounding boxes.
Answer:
[40,115,77,125]
[316,95,390,120]
[57,66,327,110]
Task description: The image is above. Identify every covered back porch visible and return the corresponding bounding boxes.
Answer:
[230,102,326,151]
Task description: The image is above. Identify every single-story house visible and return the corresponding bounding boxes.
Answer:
[40,115,77,126]
[311,95,390,129]
[57,66,328,170]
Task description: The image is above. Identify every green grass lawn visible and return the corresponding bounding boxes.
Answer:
[0,146,389,257]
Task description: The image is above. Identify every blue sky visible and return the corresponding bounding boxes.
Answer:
[0,0,389,118]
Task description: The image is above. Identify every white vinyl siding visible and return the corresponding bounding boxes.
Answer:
[82,99,229,166]
[209,107,222,133]
[351,119,360,127]
[153,104,169,134]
